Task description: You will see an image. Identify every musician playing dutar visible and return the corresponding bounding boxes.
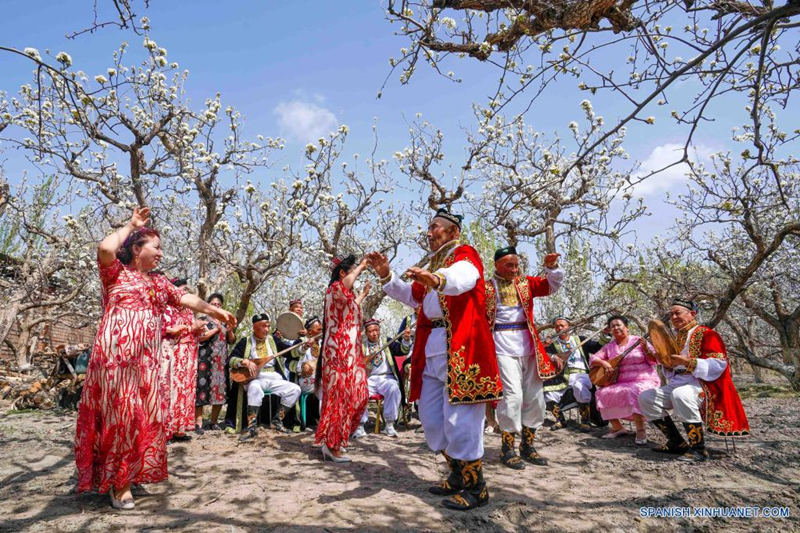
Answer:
[485,246,563,470]
[353,318,408,439]
[638,299,750,462]
[589,315,660,445]
[368,208,502,511]
[543,317,605,432]
[228,313,301,440]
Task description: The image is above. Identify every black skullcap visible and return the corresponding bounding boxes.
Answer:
[432,207,463,229]
[671,298,698,313]
[304,316,321,330]
[251,313,270,324]
[494,245,518,262]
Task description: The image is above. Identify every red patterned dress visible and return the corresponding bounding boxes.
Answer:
[160,306,199,439]
[315,281,368,450]
[74,258,184,493]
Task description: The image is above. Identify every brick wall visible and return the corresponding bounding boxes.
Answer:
[0,317,96,362]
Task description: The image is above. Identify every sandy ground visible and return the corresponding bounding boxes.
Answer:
[1,384,798,532]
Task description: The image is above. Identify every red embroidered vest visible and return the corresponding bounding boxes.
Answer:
[486,276,558,380]
[407,245,503,405]
[688,326,750,436]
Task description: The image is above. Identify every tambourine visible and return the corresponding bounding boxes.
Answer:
[275,311,304,340]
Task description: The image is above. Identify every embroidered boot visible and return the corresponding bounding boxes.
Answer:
[272,405,290,433]
[520,425,548,465]
[239,406,260,441]
[547,401,566,430]
[577,404,592,432]
[441,459,489,511]
[678,422,709,462]
[651,416,689,454]
[500,431,525,470]
[429,452,463,495]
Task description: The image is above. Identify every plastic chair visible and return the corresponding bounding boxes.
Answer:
[368,393,384,434]
[299,391,313,427]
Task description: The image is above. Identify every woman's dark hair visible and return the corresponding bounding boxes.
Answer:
[171,277,188,287]
[328,254,356,287]
[207,292,224,305]
[117,227,160,265]
[606,314,629,328]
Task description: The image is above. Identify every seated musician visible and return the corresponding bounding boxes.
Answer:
[589,315,660,445]
[228,313,301,439]
[543,317,605,431]
[353,318,405,438]
[273,299,306,358]
[295,316,323,429]
[388,315,414,421]
[638,299,749,462]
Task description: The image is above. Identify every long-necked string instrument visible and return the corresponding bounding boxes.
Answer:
[548,327,605,373]
[588,332,651,387]
[230,332,322,383]
[363,321,417,361]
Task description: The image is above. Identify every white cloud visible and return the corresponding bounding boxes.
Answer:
[632,143,714,196]
[273,99,338,142]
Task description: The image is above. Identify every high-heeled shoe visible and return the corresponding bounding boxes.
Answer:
[321,443,351,463]
[109,488,135,510]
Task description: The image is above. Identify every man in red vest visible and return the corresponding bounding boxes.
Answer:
[638,299,750,462]
[368,208,502,511]
[486,245,563,469]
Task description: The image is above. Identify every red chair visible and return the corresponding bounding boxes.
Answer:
[368,393,384,434]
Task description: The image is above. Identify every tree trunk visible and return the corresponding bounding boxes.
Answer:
[0,299,21,352]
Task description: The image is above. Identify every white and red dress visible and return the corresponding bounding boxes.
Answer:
[74,258,184,493]
[160,306,199,439]
[314,280,368,450]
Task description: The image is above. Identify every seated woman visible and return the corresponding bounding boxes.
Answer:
[590,315,661,445]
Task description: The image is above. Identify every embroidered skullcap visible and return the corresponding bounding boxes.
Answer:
[289,299,302,307]
[432,207,463,229]
[553,316,570,324]
[494,245,518,262]
[251,313,270,324]
[304,316,321,330]
[363,317,381,329]
[671,298,698,313]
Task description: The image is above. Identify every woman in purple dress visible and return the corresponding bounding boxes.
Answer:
[590,315,661,445]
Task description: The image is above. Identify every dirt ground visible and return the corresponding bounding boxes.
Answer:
[1,382,798,533]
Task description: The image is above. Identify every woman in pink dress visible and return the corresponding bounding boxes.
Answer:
[590,315,661,445]
[74,207,236,510]
[160,278,202,442]
[315,254,370,462]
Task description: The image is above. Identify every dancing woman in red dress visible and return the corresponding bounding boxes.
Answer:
[159,279,202,441]
[74,207,236,510]
[315,254,370,462]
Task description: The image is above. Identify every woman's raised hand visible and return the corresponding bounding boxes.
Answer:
[130,207,150,229]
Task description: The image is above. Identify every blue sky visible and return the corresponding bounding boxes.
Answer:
[0,1,752,246]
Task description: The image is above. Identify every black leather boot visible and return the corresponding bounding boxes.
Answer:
[678,422,709,462]
[578,404,592,432]
[651,416,689,454]
[429,452,463,495]
[547,401,566,430]
[520,425,548,465]
[239,406,260,441]
[441,459,489,511]
[272,405,290,433]
[500,431,525,470]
